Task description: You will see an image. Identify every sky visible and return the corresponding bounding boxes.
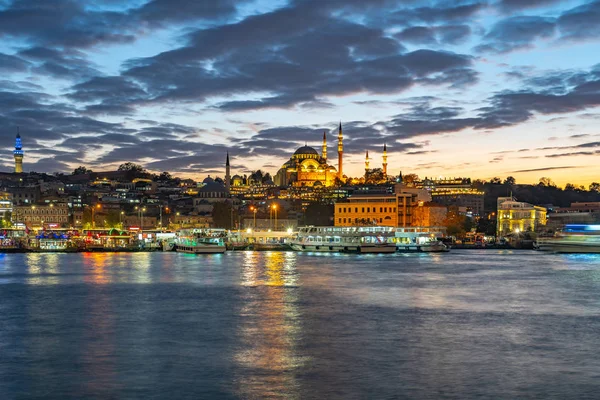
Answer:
[1,0,600,187]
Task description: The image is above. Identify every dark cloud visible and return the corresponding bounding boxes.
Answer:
[0,52,30,73]
[18,47,101,80]
[0,0,135,48]
[497,0,564,11]
[557,1,600,41]
[475,16,556,54]
[395,25,471,45]
[119,7,476,111]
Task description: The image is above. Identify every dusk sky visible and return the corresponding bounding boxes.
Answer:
[1,0,600,185]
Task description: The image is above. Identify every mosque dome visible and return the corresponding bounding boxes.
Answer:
[293,145,319,156]
[203,176,214,184]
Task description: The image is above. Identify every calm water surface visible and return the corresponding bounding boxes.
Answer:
[1,250,600,399]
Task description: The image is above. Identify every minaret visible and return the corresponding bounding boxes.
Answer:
[337,122,343,179]
[382,143,388,178]
[225,152,231,192]
[322,131,327,162]
[365,150,370,177]
[14,128,23,174]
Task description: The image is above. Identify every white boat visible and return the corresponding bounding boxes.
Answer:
[175,229,227,254]
[393,227,449,253]
[536,224,600,253]
[290,226,396,253]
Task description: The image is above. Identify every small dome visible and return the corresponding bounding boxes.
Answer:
[294,146,318,156]
[203,176,214,184]
[314,180,323,187]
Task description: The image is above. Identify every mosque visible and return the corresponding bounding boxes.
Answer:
[273,123,344,187]
[224,122,389,190]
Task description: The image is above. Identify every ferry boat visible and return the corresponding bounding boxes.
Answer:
[393,227,449,252]
[290,226,396,253]
[175,229,227,254]
[536,224,600,253]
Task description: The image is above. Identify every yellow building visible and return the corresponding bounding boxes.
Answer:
[496,197,547,236]
[334,193,417,227]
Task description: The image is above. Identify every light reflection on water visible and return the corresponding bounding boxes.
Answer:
[1,250,600,398]
[235,251,305,399]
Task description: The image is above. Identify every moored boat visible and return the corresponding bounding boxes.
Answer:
[175,229,227,254]
[290,226,396,253]
[393,227,449,253]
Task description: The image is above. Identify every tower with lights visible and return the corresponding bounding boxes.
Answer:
[225,152,231,192]
[13,129,23,173]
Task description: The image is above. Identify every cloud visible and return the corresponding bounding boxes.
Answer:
[475,16,556,54]
[512,166,579,173]
[395,25,471,45]
[0,52,30,73]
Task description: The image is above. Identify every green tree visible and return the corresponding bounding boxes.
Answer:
[589,182,600,192]
[1,211,12,228]
[105,210,122,228]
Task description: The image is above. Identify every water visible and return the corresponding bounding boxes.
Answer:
[1,251,600,399]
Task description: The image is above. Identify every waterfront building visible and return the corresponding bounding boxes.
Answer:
[334,192,417,227]
[417,177,484,217]
[13,203,70,229]
[496,196,547,236]
[13,131,23,173]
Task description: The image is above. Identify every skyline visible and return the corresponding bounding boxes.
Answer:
[1,0,600,185]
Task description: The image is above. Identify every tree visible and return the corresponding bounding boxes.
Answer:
[538,177,556,187]
[365,168,384,184]
[564,183,576,191]
[262,172,272,184]
[118,162,145,172]
[503,176,516,185]
[158,171,172,181]
[1,211,12,228]
[72,166,92,175]
[590,182,600,192]
[105,210,122,228]
[250,170,264,185]
[402,173,419,185]
[490,177,502,184]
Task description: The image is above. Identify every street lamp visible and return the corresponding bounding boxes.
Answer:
[120,211,124,227]
[250,206,257,230]
[272,203,278,231]
[91,203,101,228]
